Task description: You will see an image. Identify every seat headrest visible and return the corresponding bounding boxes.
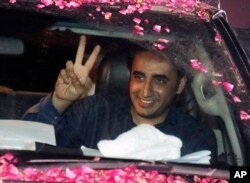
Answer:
[95,51,130,95]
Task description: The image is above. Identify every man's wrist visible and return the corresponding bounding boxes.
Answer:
[52,92,74,113]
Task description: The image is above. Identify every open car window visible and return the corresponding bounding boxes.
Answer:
[0,0,250,175]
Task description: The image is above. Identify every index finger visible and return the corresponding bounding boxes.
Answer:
[75,35,86,65]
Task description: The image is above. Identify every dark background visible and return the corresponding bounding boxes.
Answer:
[208,0,250,57]
[213,0,250,29]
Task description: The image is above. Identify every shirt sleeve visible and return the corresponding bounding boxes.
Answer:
[22,93,60,124]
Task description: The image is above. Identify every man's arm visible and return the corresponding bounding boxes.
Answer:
[23,94,60,124]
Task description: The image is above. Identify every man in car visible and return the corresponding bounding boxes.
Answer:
[23,36,217,161]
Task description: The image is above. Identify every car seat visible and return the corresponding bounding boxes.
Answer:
[95,51,130,96]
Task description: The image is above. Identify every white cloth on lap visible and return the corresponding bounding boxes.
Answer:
[97,124,182,161]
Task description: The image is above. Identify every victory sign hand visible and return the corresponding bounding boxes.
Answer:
[53,36,101,112]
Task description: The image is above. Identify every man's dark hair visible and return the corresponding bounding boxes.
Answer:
[126,45,186,86]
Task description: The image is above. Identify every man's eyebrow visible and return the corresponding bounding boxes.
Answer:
[132,71,169,80]
[132,71,144,75]
[153,74,169,80]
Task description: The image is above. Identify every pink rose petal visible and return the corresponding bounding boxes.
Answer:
[215,33,222,43]
[41,0,53,6]
[211,80,222,86]
[232,95,242,103]
[164,27,171,33]
[158,38,170,44]
[134,25,144,31]
[211,81,234,92]
[190,59,207,72]
[240,110,250,120]
[153,25,161,33]
[190,59,201,69]
[9,0,16,4]
[133,24,144,35]
[36,4,45,8]
[133,17,141,24]
[222,82,234,92]
[67,1,81,8]
[144,19,149,24]
[153,43,166,50]
[127,5,137,14]
[133,30,144,36]
[119,9,128,15]
[200,66,208,73]
[96,6,101,12]
[102,11,112,20]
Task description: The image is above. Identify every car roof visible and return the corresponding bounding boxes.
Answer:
[1,0,218,35]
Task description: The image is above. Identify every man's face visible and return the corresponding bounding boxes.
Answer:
[129,51,179,122]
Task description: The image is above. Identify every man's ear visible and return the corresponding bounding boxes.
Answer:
[176,76,187,94]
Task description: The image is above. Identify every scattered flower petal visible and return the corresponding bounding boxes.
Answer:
[133,30,144,36]
[133,17,141,24]
[102,11,112,20]
[119,9,128,15]
[222,82,234,92]
[158,38,170,44]
[190,59,207,72]
[232,95,242,103]
[200,66,208,73]
[36,4,45,8]
[133,24,144,35]
[215,33,222,43]
[211,80,234,92]
[0,153,229,182]
[96,6,101,12]
[144,19,149,24]
[153,25,161,33]
[9,0,16,4]
[190,59,201,70]
[211,80,222,86]
[240,110,250,120]
[164,27,171,33]
[153,43,166,50]
[41,0,53,6]
[134,25,144,31]
[127,5,137,14]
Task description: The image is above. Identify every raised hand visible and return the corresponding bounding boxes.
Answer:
[52,36,101,113]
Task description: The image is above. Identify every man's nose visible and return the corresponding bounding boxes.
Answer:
[141,80,153,97]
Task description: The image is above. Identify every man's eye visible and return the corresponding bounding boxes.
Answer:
[155,78,167,84]
[134,75,144,81]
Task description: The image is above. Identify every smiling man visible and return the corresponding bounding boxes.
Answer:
[129,51,186,125]
[23,36,217,162]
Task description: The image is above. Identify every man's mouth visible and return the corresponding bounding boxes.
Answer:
[140,98,154,104]
[138,98,156,108]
